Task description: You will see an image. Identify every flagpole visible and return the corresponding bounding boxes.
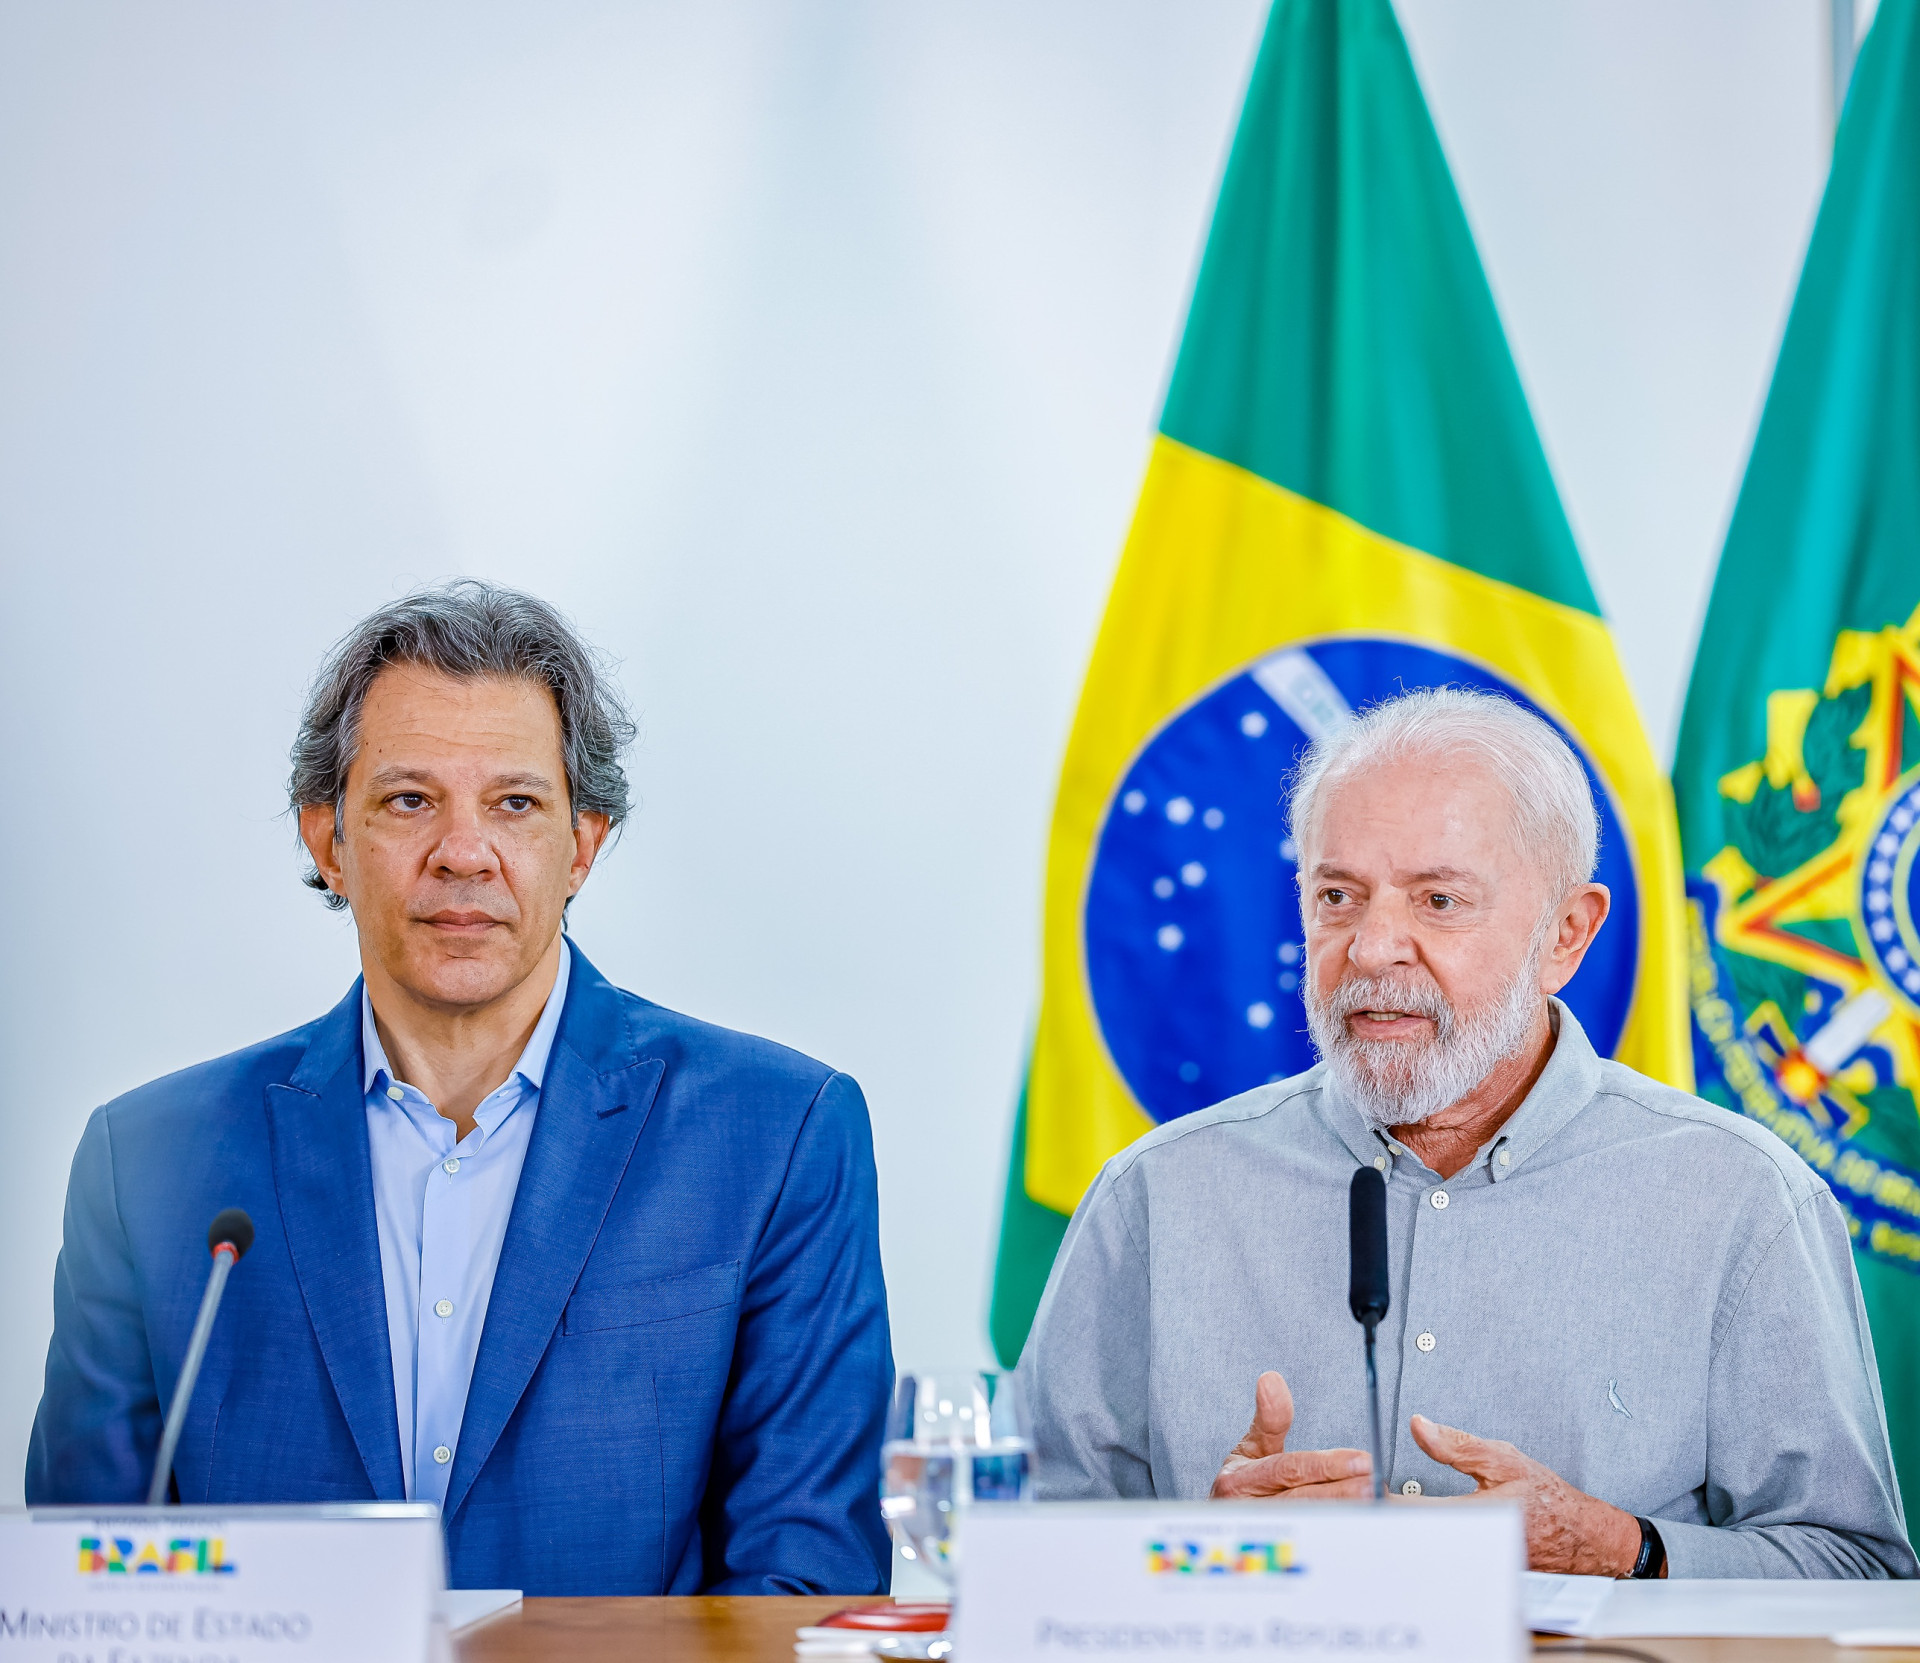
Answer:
[1831,0,1857,132]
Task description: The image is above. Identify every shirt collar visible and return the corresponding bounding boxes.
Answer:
[1318,996,1602,1180]
[361,938,573,1097]
[1479,997,1602,1180]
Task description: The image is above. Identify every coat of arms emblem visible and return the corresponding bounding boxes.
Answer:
[1691,606,1920,1270]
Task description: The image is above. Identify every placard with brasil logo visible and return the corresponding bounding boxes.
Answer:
[1673,2,1920,1519]
[0,1505,443,1663]
[989,0,1688,1362]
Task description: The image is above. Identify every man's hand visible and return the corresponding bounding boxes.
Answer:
[1212,1371,1373,1500]
[1409,1415,1650,1576]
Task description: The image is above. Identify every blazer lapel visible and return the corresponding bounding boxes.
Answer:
[264,981,406,1501]
[443,949,664,1522]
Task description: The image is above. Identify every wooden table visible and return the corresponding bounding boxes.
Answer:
[452,1596,1920,1663]
[457,1597,850,1663]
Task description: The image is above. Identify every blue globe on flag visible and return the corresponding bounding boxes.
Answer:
[1083,639,1641,1124]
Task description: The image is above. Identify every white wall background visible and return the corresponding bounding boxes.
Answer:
[0,1,1848,1502]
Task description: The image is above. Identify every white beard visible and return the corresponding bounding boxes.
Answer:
[1303,949,1544,1131]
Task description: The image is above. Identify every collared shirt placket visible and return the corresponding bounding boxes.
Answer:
[375,1068,529,1509]
[414,1106,484,1508]
[1388,1143,1497,1497]
[361,944,566,1510]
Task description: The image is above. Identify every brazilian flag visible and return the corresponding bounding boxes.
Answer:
[1673,1,1920,1518]
[991,0,1689,1363]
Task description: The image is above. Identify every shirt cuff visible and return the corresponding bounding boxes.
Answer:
[1655,1517,1907,1580]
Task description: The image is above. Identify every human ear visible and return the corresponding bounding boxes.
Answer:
[1540,884,1610,994]
[297,802,348,899]
[567,810,612,897]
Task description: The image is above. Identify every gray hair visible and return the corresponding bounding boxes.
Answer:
[289,580,635,908]
[1287,686,1599,905]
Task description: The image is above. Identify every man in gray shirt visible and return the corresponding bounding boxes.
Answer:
[1021,688,1914,1580]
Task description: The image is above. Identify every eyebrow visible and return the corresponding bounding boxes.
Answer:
[1308,863,1484,886]
[1309,864,1364,883]
[364,765,438,789]
[363,765,559,793]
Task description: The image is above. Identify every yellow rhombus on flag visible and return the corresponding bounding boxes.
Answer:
[989,0,1689,1364]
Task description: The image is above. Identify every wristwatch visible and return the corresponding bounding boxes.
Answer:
[1629,1516,1667,1579]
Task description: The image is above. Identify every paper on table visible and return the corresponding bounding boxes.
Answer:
[794,1637,950,1660]
[436,1590,523,1634]
[1521,1571,1614,1634]
[1591,1581,1920,1638]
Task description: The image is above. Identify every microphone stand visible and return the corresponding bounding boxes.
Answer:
[1348,1165,1391,1504]
[147,1240,241,1507]
[1361,1318,1386,1503]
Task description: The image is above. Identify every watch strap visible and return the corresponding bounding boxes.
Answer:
[1629,1516,1667,1580]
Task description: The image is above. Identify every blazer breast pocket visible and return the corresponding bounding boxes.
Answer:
[562,1259,742,1337]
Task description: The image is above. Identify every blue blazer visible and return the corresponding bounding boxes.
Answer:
[26,946,893,1597]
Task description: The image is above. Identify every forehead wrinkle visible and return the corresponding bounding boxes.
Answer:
[1302,774,1529,889]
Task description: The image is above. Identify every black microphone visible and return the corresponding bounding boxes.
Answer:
[1347,1167,1389,1502]
[147,1209,254,1506]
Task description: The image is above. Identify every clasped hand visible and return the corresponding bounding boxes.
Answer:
[1210,1370,1649,1578]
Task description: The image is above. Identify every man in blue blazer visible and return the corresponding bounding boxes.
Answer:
[27,582,893,1597]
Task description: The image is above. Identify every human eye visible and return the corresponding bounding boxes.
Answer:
[1319,888,1350,907]
[1427,892,1460,913]
[388,792,430,813]
[499,794,536,814]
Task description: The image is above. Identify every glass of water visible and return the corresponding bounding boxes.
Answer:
[880,1369,1032,1588]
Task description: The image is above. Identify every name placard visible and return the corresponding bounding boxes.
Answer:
[954,1501,1523,1663]
[0,1505,445,1663]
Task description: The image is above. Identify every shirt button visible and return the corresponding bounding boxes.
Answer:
[433,1445,452,1466]
[386,1085,404,1102]
[434,1299,454,1319]
[1401,1479,1423,1496]
[442,1158,460,1175]
[1372,1154,1388,1172]
[1430,1189,1449,1210]
[1498,1149,1512,1167]
[1416,1331,1436,1352]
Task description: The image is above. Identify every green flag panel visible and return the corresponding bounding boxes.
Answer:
[1674,0,1920,1524]
[1160,0,1596,614]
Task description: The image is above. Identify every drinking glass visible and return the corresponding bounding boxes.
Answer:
[879,1369,1032,1588]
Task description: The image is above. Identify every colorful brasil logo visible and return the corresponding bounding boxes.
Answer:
[78,1536,235,1575]
[1145,1537,1306,1577]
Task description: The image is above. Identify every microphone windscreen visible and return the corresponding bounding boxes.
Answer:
[1347,1167,1389,1326]
[208,1208,255,1262]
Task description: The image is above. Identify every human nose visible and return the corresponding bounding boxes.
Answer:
[1346,895,1417,975]
[427,805,498,881]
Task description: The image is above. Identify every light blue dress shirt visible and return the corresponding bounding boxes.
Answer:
[361,943,571,1509]
[1021,999,1915,1578]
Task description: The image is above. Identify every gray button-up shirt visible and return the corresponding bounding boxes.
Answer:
[1020,1001,1916,1579]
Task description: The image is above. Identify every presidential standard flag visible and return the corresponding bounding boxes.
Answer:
[991,0,1689,1363]
[1673,0,1920,1518]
